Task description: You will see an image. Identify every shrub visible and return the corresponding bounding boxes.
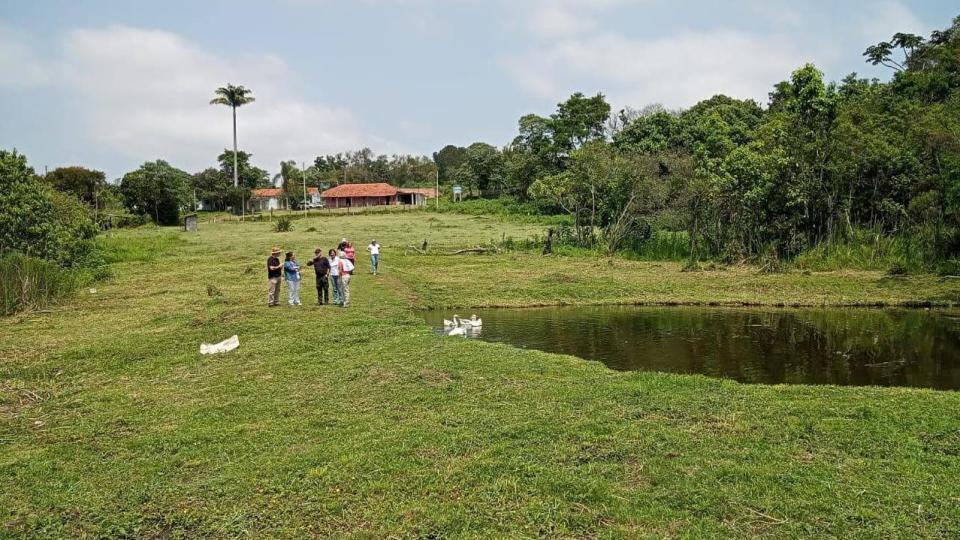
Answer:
[0,150,97,265]
[0,252,90,315]
[274,216,293,232]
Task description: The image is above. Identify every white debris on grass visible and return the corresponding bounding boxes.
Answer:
[200,335,240,355]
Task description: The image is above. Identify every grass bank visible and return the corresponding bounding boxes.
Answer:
[1,213,959,538]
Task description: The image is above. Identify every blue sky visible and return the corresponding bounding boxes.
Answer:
[1,0,956,180]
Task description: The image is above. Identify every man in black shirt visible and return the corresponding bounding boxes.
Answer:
[307,248,332,304]
[267,246,282,306]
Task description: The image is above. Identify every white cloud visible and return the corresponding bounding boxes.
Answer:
[859,0,926,43]
[503,29,807,109]
[525,0,625,39]
[63,26,377,174]
[4,24,387,176]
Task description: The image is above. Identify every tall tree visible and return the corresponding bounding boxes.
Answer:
[120,160,190,225]
[209,84,256,187]
[45,166,107,208]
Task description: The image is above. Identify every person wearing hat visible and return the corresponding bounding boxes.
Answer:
[266,246,283,307]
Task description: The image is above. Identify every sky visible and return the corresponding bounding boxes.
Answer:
[1,0,956,180]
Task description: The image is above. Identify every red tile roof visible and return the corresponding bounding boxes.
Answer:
[307,187,319,195]
[321,183,398,198]
[251,188,282,198]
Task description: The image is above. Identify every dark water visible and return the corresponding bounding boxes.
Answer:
[422,307,960,390]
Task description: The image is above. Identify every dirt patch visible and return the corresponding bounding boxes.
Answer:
[418,368,453,387]
[367,367,398,385]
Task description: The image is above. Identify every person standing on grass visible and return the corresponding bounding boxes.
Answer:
[283,251,302,306]
[307,248,331,305]
[344,241,356,268]
[338,237,348,252]
[367,239,381,275]
[266,246,283,307]
[339,254,355,307]
[328,248,342,306]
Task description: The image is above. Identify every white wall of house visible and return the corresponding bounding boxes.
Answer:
[251,196,284,212]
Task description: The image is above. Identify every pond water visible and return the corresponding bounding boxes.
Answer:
[422,307,960,390]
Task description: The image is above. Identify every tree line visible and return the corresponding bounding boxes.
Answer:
[437,16,960,269]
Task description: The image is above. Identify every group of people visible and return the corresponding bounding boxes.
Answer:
[266,238,381,307]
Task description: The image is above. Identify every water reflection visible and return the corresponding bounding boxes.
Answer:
[423,307,960,390]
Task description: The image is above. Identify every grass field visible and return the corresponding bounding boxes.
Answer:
[2,212,960,538]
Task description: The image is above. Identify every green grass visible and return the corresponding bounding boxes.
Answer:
[0,253,92,315]
[2,213,959,538]
[793,228,940,273]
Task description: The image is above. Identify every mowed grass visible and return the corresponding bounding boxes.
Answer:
[394,254,960,309]
[1,212,959,538]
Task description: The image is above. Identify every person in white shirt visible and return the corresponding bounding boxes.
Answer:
[367,239,381,275]
[328,249,342,306]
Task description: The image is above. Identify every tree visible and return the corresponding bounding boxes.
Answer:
[120,160,190,225]
[550,92,611,154]
[210,84,256,187]
[45,166,107,208]
[0,149,96,264]
[433,145,468,183]
[217,149,269,189]
[461,143,505,196]
[190,168,231,211]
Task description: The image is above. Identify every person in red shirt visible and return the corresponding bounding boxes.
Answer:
[344,241,356,268]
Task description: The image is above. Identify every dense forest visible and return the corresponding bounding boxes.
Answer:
[432,16,959,271]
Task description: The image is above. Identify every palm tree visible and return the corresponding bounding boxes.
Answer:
[210,84,255,187]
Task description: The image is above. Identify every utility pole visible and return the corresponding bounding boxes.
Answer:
[301,162,308,218]
[436,169,440,210]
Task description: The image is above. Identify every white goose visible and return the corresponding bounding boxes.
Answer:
[461,314,483,328]
[446,316,467,336]
[443,314,461,328]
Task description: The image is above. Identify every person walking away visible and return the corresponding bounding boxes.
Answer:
[328,249,343,306]
[339,255,355,307]
[307,248,331,305]
[284,251,302,305]
[367,239,381,275]
[344,241,356,268]
[266,246,282,307]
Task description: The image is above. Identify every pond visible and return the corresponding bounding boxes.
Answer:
[422,306,960,390]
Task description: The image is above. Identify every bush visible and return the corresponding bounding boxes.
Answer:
[0,252,90,315]
[429,196,572,226]
[274,216,293,232]
[107,213,149,229]
[0,149,97,265]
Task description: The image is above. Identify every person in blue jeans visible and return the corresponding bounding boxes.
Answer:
[328,249,342,306]
[367,239,381,275]
[283,251,302,306]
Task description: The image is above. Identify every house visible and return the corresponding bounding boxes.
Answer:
[249,187,323,212]
[306,187,321,206]
[321,183,436,209]
[321,183,398,209]
[397,187,437,205]
[250,188,285,212]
